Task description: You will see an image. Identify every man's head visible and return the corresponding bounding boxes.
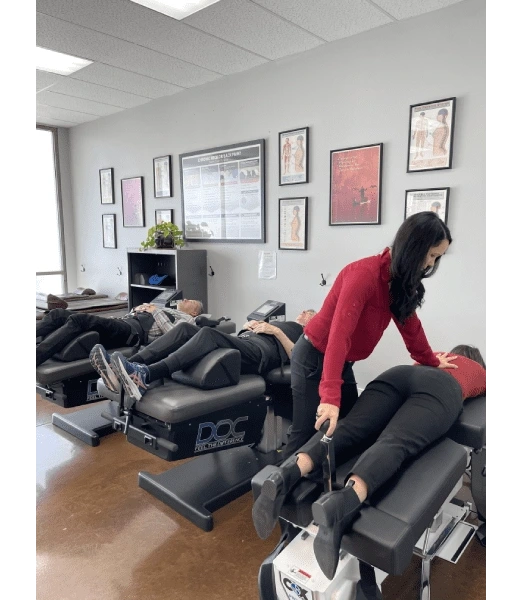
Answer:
[178,299,203,316]
[296,309,316,327]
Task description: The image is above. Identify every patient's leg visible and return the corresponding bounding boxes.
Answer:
[149,327,263,379]
[348,369,463,498]
[129,322,200,364]
[36,308,73,340]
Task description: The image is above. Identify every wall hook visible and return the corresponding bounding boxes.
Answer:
[208,266,215,277]
[116,267,122,276]
[80,264,86,272]
[319,273,326,286]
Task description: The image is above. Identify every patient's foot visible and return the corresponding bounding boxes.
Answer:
[90,344,120,394]
[312,481,362,580]
[252,458,301,539]
[111,352,150,402]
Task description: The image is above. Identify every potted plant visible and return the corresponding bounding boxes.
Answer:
[140,222,185,251]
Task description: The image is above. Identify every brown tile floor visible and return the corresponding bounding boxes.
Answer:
[36,395,485,600]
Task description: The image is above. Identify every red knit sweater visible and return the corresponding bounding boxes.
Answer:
[429,355,486,400]
[304,247,439,408]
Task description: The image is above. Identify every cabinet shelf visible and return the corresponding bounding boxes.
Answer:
[126,248,208,311]
[130,284,168,291]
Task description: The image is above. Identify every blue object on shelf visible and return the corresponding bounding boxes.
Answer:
[149,274,168,286]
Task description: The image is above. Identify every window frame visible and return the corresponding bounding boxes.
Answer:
[36,124,68,292]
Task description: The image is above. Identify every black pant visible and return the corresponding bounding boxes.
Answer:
[155,327,279,378]
[36,308,135,367]
[283,335,358,459]
[130,321,201,364]
[302,365,463,497]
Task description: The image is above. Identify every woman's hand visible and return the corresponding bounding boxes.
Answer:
[315,403,340,437]
[436,352,458,369]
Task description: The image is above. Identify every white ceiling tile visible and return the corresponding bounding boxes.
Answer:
[36,69,63,92]
[43,76,152,108]
[37,90,124,116]
[36,104,101,124]
[36,0,268,75]
[184,0,324,60]
[253,0,393,42]
[37,12,222,88]
[371,0,464,20]
[72,63,184,99]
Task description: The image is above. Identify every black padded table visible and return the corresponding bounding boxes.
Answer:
[253,395,486,578]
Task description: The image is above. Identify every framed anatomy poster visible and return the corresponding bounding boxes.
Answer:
[407,97,456,172]
[279,127,309,185]
[404,188,450,224]
[279,197,308,250]
[180,139,265,242]
[329,143,383,225]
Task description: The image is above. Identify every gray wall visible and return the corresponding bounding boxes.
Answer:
[65,0,485,387]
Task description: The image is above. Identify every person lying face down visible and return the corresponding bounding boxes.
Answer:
[36,299,203,367]
[90,308,318,403]
[252,344,486,580]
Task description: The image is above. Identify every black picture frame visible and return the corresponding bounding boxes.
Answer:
[121,176,145,227]
[329,142,383,226]
[180,139,265,243]
[407,97,456,173]
[102,214,117,248]
[279,197,308,250]
[279,126,309,186]
[99,168,114,204]
[156,209,173,225]
[153,155,173,198]
[404,187,450,224]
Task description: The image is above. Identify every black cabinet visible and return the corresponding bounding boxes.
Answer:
[127,248,208,311]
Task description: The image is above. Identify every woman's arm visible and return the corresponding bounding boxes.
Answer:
[393,313,457,368]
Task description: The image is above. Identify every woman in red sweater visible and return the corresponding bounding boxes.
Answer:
[252,344,486,580]
[284,211,457,459]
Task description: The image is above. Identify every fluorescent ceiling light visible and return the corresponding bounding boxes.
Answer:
[130,0,221,20]
[36,47,93,76]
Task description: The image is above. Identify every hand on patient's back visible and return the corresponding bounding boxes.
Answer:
[436,352,458,369]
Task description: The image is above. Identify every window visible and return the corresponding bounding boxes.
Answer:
[35,126,67,294]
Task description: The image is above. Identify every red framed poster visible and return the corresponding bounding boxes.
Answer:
[329,143,383,225]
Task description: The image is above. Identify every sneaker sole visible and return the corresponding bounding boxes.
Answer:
[90,346,119,394]
[112,355,144,403]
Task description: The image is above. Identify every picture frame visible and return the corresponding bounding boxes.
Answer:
[329,143,383,226]
[99,168,114,204]
[102,214,117,248]
[407,97,456,172]
[121,176,145,227]
[404,188,450,224]
[153,155,172,198]
[279,127,309,185]
[156,209,173,225]
[279,197,308,250]
[180,139,265,243]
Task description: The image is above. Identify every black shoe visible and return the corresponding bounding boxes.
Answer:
[312,481,362,580]
[252,459,301,539]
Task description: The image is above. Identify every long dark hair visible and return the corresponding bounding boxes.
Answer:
[450,345,486,369]
[390,211,452,323]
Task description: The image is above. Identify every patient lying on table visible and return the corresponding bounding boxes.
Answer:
[251,344,486,580]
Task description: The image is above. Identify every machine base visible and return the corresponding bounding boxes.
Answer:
[139,445,281,531]
[51,400,121,447]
